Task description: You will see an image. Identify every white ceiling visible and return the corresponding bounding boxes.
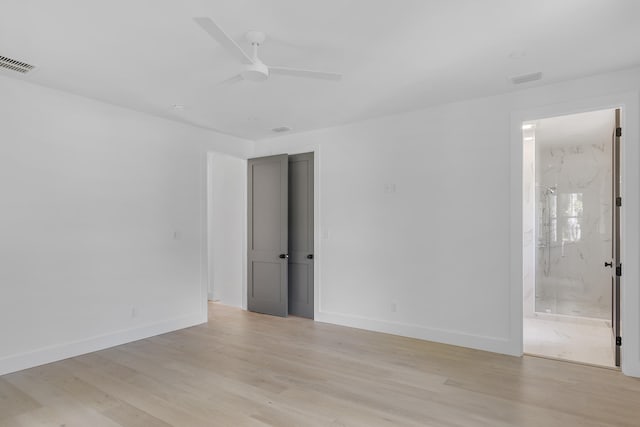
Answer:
[1,0,639,140]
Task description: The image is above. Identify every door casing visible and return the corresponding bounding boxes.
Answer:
[511,92,640,377]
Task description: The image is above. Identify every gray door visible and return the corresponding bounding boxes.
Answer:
[288,153,314,319]
[611,109,622,366]
[247,154,289,317]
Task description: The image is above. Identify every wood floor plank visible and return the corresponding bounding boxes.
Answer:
[2,372,122,427]
[0,379,41,421]
[2,302,640,426]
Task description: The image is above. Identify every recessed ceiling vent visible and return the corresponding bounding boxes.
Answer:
[0,55,35,74]
[509,71,542,85]
[272,126,292,133]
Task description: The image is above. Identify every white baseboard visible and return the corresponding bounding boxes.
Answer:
[315,310,517,356]
[622,363,640,378]
[0,312,207,376]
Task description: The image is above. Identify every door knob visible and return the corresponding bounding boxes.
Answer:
[279,253,289,259]
[605,261,613,267]
[307,254,314,260]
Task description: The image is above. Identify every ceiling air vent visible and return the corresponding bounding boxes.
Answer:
[0,55,35,74]
[272,126,292,133]
[509,71,542,85]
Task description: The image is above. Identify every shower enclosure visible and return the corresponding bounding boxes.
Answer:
[538,185,556,278]
[533,121,613,320]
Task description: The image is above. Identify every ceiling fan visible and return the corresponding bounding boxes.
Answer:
[194,17,342,84]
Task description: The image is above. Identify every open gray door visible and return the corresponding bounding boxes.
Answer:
[288,153,314,318]
[248,155,288,317]
[611,109,622,366]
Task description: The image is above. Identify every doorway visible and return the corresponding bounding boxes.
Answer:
[522,108,621,368]
[247,152,315,319]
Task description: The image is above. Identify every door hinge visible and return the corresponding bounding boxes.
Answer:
[616,264,622,277]
[616,336,622,346]
[616,127,622,137]
[616,197,622,207]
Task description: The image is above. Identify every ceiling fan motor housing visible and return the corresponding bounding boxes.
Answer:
[241,61,269,81]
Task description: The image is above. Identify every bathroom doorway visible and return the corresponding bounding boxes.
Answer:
[522,108,621,368]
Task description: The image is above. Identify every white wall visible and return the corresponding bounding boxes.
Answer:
[2,65,639,378]
[207,152,245,308]
[0,75,252,375]
[254,67,640,376]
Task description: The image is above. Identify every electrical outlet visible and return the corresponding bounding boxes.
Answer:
[384,183,396,194]
[391,302,397,312]
[131,307,137,318]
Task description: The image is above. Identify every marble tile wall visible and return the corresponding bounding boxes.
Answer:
[523,135,536,318]
[535,140,612,319]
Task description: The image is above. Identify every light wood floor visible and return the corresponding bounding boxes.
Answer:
[1,303,639,426]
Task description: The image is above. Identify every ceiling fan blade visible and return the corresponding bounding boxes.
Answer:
[269,66,342,81]
[193,17,254,65]
[217,74,244,86]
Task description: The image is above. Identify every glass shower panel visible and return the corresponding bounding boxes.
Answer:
[535,142,611,319]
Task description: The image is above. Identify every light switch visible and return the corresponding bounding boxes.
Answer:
[384,183,396,194]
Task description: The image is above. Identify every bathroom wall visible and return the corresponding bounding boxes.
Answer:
[534,110,614,319]
[523,130,536,318]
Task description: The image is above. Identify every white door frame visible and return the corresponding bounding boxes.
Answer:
[509,91,640,376]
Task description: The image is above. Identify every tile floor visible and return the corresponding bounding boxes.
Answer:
[524,315,615,368]
[535,296,610,320]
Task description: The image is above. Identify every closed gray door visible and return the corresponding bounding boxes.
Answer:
[247,155,288,317]
[288,153,314,319]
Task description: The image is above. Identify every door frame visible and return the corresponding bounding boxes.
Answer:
[509,92,640,376]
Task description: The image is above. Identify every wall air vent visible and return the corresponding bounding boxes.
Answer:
[272,126,292,133]
[509,71,542,85]
[0,55,35,74]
